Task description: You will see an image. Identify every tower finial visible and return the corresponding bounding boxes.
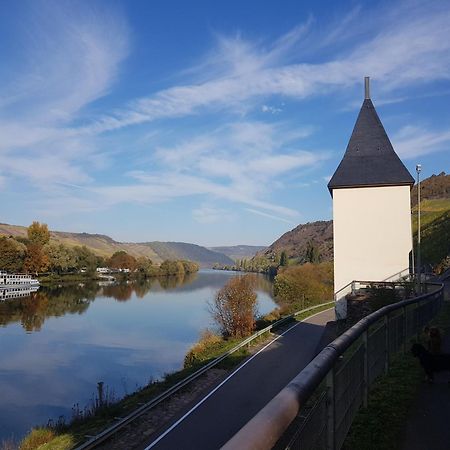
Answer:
[364,76,370,99]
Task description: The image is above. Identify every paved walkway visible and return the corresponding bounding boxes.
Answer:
[139,308,335,450]
[401,279,450,450]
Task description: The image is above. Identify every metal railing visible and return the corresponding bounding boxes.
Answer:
[222,281,444,450]
[333,268,413,320]
[75,301,334,449]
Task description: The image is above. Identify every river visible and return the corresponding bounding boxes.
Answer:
[0,270,276,441]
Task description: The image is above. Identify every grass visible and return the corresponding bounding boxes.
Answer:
[17,428,74,450]
[343,297,450,450]
[411,198,450,231]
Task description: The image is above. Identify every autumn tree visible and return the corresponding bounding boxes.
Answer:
[180,260,199,274]
[209,275,258,338]
[24,243,49,274]
[27,221,50,246]
[108,251,137,270]
[0,237,27,272]
[274,262,333,313]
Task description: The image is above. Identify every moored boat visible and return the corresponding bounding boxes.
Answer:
[0,271,40,287]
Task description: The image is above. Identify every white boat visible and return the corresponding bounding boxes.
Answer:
[0,271,40,287]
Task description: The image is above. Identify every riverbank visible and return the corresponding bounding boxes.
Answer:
[37,265,199,285]
[13,302,333,450]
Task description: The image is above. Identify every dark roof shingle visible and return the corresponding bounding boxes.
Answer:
[328,98,414,192]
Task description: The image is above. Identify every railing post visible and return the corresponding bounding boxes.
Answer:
[403,306,408,353]
[416,301,422,339]
[384,315,390,375]
[363,330,369,407]
[326,368,335,450]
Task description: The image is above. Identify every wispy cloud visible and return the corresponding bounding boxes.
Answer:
[1,0,450,230]
[76,1,450,135]
[393,125,450,159]
[245,208,295,224]
[192,205,235,224]
[0,1,129,187]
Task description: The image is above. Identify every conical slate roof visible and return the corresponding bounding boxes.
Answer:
[328,89,414,193]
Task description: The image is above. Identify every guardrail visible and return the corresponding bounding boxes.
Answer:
[75,301,335,450]
[223,281,444,450]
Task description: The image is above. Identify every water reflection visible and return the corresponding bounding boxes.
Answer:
[0,288,93,332]
[0,270,276,441]
[0,272,204,331]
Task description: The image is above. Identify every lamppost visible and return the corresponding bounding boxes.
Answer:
[416,164,422,292]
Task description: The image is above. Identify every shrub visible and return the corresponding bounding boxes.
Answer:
[273,262,333,313]
[184,329,223,368]
[209,275,258,338]
[19,428,55,450]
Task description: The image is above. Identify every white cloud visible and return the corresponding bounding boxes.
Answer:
[0,1,129,187]
[262,104,282,114]
[77,2,450,135]
[192,205,234,224]
[2,0,450,226]
[393,125,450,159]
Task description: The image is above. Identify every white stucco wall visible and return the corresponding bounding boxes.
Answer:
[333,185,412,295]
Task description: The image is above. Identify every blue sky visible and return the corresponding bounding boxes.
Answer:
[1,0,449,246]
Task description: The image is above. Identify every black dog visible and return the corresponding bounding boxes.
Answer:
[411,343,450,381]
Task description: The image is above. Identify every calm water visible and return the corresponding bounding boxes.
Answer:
[0,270,276,441]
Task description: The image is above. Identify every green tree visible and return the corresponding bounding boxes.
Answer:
[160,260,185,276]
[73,246,98,273]
[27,221,50,246]
[280,251,288,266]
[45,242,76,274]
[0,237,27,272]
[305,241,321,264]
[209,274,258,338]
[135,256,154,275]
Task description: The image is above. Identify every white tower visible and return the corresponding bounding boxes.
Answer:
[328,78,414,317]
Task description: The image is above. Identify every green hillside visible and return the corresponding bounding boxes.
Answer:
[412,199,450,271]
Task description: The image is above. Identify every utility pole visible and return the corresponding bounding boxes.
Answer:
[416,164,422,293]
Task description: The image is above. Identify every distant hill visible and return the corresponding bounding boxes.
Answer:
[255,173,450,269]
[209,245,267,261]
[0,223,234,268]
[255,220,333,264]
[411,171,449,207]
[143,242,234,267]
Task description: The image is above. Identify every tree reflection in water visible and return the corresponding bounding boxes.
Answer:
[0,272,201,331]
[0,283,96,332]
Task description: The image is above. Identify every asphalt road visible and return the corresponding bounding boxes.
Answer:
[140,307,335,450]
